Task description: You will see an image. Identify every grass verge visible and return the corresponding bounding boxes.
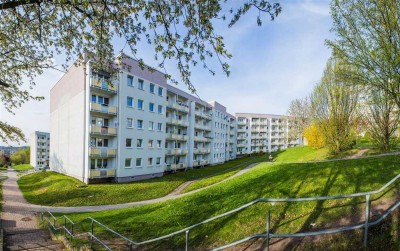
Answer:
[18,155,267,206]
[13,164,34,172]
[61,155,400,250]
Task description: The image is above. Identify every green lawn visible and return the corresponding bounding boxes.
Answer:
[13,164,33,172]
[61,154,400,250]
[18,155,269,206]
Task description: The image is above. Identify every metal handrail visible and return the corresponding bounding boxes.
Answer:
[41,172,400,251]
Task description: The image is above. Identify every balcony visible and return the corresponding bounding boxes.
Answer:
[237,143,247,148]
[165,148,188,155]
[193,160,209,166]
[193,148,211,154]
[194,123,211,131]
[195,110,212,120]
[166,162,188,171]
[90,126,117,136]
[165,133,189,141]
[90,102,117,115]
[166,118,189,127]
[90,78,117,93]
[237,128,246,132]
[90,168,116,179]
[194,136,212,142]
[237,120,246,125]
[167,102,189,113]
[89,147,117,157]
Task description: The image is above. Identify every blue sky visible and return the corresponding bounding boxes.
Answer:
[1,0,333,146]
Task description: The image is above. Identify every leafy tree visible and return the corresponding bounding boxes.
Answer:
[287,97,311,144]
[10,147,30,165]
[361,88,400,151]
[0,153,10,167]
[303,123,325,149]
[0,0,281,142]
[311,57,359,154]
[327,0,400,109]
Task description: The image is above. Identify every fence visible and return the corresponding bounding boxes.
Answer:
[41,173,400,250]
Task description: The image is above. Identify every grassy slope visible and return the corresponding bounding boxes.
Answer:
[64,155,400,249]
[13,164,33,172]
[18,155,267,206]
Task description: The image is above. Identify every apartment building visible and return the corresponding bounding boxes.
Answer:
[50,54,239,183]
[235,113,297,155]
[30,131,50,169]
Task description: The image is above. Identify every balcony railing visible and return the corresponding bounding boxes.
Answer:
[90,126,117,136]
[165,148,188,155]
[166,118,189,127]
[90,78,117,93]
[194,123,211,131]
[89,147,116,157]
[237,143,247,148]
[194,136,212,142]
[166,162,188,171]
[193,160,209,166]
[165,133,189,141]
[90,102,117,115]
[194,110,212,120]
[89,168,116,179]
[193,148,211,154]
[167,102,190,113]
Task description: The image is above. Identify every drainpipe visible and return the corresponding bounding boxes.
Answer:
[83,56,89,183]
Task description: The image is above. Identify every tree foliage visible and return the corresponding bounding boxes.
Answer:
[303,123,325,149]
[287,97,311,144]
[10,147,30,165]
[327,0,400,109]
[361,88,400,151]
[0,0,281,142]
[311,57,359,154]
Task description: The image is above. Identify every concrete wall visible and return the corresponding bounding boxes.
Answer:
[50,63,86,181]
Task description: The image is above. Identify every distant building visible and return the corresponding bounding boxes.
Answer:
[30,131,50,170]
[0,146,28,157]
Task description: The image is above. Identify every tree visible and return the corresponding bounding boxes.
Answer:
[311,57,359,154]
[327,0,400,109]
[287,97,311,144]
[361,88,400,151]
[10,147,30,165]
[303,123,325,149]
[0,1,281,142]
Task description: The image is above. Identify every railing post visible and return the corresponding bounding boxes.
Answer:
[128,242,133,251]
[90,220,94,248]
[185,230,190,251]
[363,194,371,247]
[64,217,66,237]
[265,209,271,251]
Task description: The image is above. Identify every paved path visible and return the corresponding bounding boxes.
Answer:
[1,169,65,250]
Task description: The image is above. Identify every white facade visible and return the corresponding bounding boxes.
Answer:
[30,131,50,169]
[50,55,298,183]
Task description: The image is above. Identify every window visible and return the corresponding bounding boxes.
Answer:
[147,158,153,166]
[149,103,155,112]
[158,105,163,114]
[136,158,142,167]
[138,99,143,110]
[156,157,161,165]
[157,123,162,131]
[148,140,153,148]
[150,83,155,93]
[137,119,143,129]
[137,139,143,148]
[96,138,108,147]
[127,118,133,128]
[157,140,162,148]
[125,158,132,168]
[148,121,154,130]
[126,138,132,148]
[127,97,133,107]
[158,87,163,96]
[138,79,144,90]
[127,75,133,87]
